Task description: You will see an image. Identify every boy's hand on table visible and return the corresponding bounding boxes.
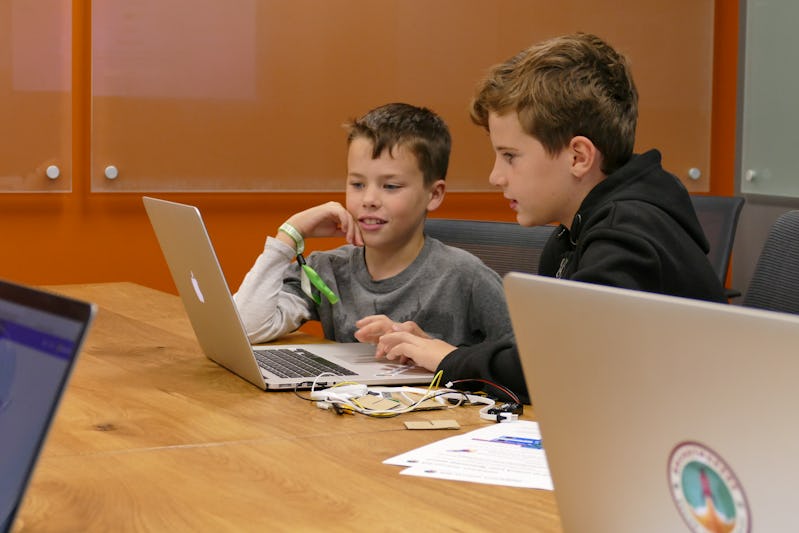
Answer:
[374,327,456,372]
[353,315,428,344]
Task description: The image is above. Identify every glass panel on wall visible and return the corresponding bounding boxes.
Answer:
[740,1,799,197]
[0,0,72,193]
[91,0,714,193]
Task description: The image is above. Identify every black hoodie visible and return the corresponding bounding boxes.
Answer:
[439,149,726,403]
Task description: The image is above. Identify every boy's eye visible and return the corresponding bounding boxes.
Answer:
[348,181,364,190]
[383,183,402,190]
[502,152,516,164]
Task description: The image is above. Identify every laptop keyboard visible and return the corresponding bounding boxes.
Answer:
[253,347,355,378]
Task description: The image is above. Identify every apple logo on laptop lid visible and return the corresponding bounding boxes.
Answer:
[190,271,205,303]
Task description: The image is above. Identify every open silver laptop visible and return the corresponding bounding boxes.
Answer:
[143,196,434,390]
[1,279,95,532]
[504,272,799,533]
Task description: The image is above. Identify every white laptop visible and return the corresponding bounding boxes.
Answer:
[142,196,435,390]
[1,279,95,531]
[504,272,799,533]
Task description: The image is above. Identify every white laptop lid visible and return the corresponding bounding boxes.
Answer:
[142,196,434,390]
[0,280,95,531]
[504,272,799,533]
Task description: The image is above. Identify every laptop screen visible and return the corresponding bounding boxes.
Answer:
[0,281,95,531]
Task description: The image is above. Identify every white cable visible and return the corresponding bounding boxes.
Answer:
[310,375,511,421]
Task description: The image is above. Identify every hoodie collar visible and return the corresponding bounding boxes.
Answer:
[560,149,708,252]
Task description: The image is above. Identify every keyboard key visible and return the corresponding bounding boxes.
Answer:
[253,347,355,378]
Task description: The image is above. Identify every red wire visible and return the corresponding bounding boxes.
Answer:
[447,378,520,403]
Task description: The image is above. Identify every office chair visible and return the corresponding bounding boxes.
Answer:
[742,210,799,315]
[424,218,556,277]
[690,195,745,298]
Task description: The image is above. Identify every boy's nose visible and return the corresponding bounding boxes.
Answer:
[361,185,381,206]
[488,162,505,188]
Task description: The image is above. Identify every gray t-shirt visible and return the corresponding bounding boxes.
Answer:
[233,235,513,346]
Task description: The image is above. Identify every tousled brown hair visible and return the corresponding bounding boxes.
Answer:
[470,33,638,174]
[345,103,451,186]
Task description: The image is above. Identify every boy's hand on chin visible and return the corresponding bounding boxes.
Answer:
[285,202,364,246]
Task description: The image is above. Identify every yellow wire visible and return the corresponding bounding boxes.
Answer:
[329,381,360,389]
[321,370,448,418]
[427,370,443,392]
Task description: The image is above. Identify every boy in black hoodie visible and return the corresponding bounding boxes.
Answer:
[374,33,726,402]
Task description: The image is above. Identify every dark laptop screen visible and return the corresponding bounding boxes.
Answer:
[0,281,94,532]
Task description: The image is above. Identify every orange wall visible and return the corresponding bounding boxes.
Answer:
[0,1,737,295]
[709,0,739,197]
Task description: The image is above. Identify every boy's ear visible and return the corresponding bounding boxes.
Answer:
[568,136,601,179]
[426,179,446,212]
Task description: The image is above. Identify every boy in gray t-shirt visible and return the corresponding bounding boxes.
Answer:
[233,103,512,350]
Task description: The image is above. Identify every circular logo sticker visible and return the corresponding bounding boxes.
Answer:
[668,441,751,533]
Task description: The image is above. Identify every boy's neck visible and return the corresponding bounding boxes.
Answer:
[564,168,607,229]
[364,232,425,281]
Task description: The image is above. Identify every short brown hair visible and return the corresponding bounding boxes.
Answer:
[470,33,638,174]
[345,103,451,186]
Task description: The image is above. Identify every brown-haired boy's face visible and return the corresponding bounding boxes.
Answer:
[487,112,575,227]
[345,138,444,253]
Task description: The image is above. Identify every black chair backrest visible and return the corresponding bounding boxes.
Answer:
[743,210,799,314]
[690,195,745,285]
[424,218,556,278]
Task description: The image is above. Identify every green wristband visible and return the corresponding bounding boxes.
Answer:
[278,222,304,254]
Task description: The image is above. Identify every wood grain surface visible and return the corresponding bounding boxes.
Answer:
[13,283,561,532]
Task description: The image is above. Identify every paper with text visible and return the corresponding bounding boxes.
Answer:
[384,421,553,490]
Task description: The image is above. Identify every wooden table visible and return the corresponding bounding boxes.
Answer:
[13,283,561,532]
